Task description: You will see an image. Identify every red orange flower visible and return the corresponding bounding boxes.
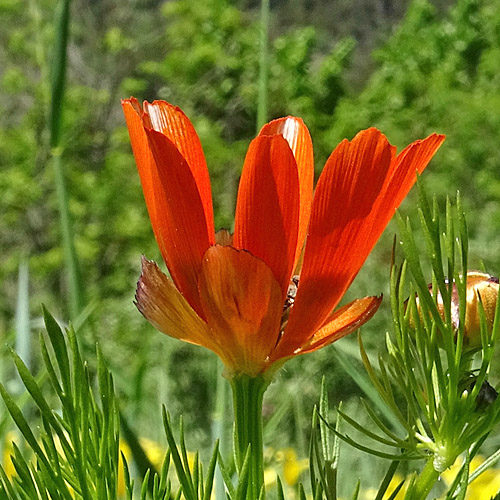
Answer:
[122,97,445,377]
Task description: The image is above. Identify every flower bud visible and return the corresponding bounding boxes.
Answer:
[463,272,499,347]
[414,271,499,348]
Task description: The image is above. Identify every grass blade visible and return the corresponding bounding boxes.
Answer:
[15,257,30,371]
[50,0,83,320]
[256,0,269,130]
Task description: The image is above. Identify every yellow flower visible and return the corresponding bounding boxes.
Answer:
[361,474,408,500]
[442,455,500,499]
[280,448,308,486]
[118,437,166,497]
[263,447,308,493]
[2,431,17,479]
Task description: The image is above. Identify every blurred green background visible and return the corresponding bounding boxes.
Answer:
[1,0,500,495]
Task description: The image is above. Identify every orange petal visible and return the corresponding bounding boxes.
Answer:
[369,134,446,239]
[122,98,164,249]
[143,100,214,235]
[122,99,213,315]
[198,245,283,376]
[215,228,233,246]
[135,257,219,351]
[293,295,382,356]
[352,134,445,282]
[278,128,393,354]
[281,130,444,355]
[259,117,314,266]
[233,135,300,296]
[143,127,214,315]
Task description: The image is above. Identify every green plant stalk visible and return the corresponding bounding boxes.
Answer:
[408,458,440,500]
[213,359,229,500]
[15,257,31,371]
[53,151,82,320]
[50,0,71,147]
[230,375,268,500]
[50,0,83,320]
[256,0,270,131]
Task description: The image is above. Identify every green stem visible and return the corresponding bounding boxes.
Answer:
[15,256,31,372]
[230,375,269,500]
[50,0,71,148]
[256,0,270,131]
[213,359,229,500]
[50,0,84,320]
[408,458,440,500]
[53,150,83,320]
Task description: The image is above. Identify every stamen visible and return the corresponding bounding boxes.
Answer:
[279,275,300,343]
[283,275,300,312]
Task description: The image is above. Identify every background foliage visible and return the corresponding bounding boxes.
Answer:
[1,0,500,495]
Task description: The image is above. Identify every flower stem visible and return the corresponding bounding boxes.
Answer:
[213,359,229,500]
[230,374,269,500]
[408,458,440,500]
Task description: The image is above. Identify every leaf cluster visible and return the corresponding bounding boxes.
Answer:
[0,309,225,500]
[0,307,120,499]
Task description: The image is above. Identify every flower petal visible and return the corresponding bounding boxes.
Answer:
[122,99,214,315]
[143,100,214,235]
[198,245,283,376]
[143,127,214,314]
[215,228,233,246]
[369,133,446,238]
[233,135,300,296]
[122,98,164,249]
[259,117,314,265]
[292,295,382,356]
[135,257,218,350]
[278,128,393,354]
[280,130,444,357]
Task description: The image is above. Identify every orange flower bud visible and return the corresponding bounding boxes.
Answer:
[415,271,499,348]
[463,272,499,347]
